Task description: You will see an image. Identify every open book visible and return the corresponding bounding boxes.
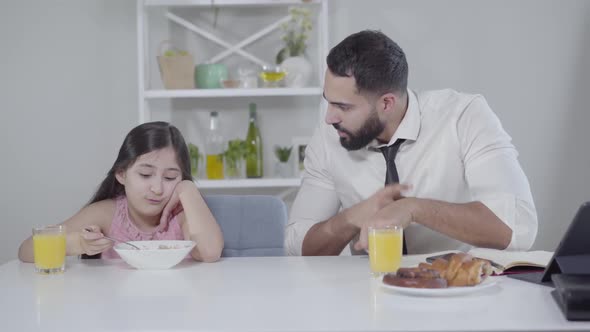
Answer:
[467,248,553,274]
[425,248,554,275]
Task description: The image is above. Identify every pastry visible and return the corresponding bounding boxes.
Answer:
[383,273,448,289]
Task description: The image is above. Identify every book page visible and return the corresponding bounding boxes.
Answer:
[468,248,553,270]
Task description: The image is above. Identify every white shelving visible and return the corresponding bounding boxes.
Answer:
[137,0,328,190]
[144,0,322,7]
[196,177,301,189]
[144,87,322,98]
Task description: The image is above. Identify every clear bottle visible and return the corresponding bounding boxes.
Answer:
[205,111,224,179]
[245,103,263,178]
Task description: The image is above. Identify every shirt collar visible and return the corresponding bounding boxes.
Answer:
[367,89,421,150]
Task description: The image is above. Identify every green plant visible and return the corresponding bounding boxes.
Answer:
[223,139,248,177]
[275,7,312,64]
[274,145,292,163]
[188,143,202,176]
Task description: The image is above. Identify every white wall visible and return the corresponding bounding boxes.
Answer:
[1,0,589,264]
[0,0,138,263]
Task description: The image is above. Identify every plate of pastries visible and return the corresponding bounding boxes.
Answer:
[381,252,497,297]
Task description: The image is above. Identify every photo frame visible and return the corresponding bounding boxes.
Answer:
[291,136,310,177]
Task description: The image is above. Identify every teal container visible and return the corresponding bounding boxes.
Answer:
[194,64,228,89]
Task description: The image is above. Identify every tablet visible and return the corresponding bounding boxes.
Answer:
[508,201,590,286]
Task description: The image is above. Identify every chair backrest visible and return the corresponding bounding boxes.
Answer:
[203,194,287,257]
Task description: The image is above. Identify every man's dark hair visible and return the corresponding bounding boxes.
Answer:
[326,30,408,96]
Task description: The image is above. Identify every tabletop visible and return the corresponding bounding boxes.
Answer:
[1,255,589,332]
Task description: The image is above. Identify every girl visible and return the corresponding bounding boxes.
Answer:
[18,122,223,262]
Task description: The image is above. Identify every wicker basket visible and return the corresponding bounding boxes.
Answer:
[157,41,195,89]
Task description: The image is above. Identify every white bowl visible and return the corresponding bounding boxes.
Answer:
[114,240,196,270]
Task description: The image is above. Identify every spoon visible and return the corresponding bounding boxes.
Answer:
[84,227,141,250]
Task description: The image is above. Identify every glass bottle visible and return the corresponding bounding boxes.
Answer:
[205,111,224,179]
[245,103,263,178]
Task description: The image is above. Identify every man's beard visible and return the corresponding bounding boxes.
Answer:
[333,109,384,151]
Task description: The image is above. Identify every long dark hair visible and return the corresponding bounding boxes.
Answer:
[88,121,191,205]
[326,30,408,97]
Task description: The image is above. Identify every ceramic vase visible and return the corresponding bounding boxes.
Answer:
[281,56,312,88]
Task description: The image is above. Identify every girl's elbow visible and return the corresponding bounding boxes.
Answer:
[19,256,33,263]
[18,246,34,263]
[200,252,221,263]
[197,242,223,263]
[193,249,221,263]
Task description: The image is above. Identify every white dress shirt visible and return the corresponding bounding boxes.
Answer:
[285,89,538,256]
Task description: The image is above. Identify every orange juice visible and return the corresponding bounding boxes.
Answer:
[368,227,403,275]
[206,154,224,179]
[33,225,66,274]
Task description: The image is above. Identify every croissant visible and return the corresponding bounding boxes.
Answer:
[419,258,450,279]
[420,253,492,287]
[445,252,473,281]
[448,259,487,286]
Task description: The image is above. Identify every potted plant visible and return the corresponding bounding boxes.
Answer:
[275,7,313,87]
[223,139,248,179]
[274,145,293,178]
[188,143,202,178]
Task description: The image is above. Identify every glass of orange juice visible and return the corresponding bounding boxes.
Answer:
[368,225,403,277]
[33,225,66,274]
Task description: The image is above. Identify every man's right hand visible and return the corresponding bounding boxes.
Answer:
[344,183,409,228]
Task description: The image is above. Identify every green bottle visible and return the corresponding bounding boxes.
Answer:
[246,103,263,178]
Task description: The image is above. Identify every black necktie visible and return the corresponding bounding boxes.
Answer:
[379,139,408,255]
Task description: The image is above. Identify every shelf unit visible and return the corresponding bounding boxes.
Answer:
[197,177,301,189]
[143,0,322,7]
[144,87,322,98]
[136,0,328,191]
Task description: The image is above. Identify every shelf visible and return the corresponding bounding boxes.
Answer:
[137,0,330,163]
[144,0,321,7]
[195,177,302,189]
[144,87,323,98]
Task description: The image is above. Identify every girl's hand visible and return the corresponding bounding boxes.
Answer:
[160,180,193,225]
[77,225,114,256]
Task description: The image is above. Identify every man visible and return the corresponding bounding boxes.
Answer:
[285,30,537,256]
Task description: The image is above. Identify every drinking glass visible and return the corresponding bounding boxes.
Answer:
[368,225,403,277]
[33,225,66,274]
[259,65,286,87]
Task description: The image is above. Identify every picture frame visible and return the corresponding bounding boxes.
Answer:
[291,136,310,177]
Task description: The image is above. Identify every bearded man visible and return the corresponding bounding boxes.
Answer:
[285,30,538,256]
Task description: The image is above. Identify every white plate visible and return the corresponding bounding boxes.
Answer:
[380,277,498,297]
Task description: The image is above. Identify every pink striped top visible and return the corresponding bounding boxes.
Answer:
[101,196,184,259]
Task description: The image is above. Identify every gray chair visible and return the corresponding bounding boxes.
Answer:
[203,195,287,257]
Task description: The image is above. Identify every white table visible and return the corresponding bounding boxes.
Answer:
[1,255,588,332]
